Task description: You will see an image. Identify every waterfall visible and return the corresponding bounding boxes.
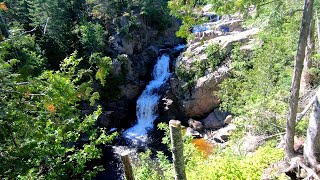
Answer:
[123,54,171,142]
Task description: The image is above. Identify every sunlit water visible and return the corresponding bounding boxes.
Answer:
[123,54,171,142]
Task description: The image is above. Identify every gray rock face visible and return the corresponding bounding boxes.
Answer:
[201,108,229,129]
[212,123,236,143]
[111,17,183,102]
[235,135,266,154]
[171,16,259,118]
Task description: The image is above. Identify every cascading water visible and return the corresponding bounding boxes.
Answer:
[123,44,185,144]
[123,54,171,142]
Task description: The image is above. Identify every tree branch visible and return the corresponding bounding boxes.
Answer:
[43,17,49,34]
[258,132,286,143]
[296,95,316,123]
[286,9,304,16]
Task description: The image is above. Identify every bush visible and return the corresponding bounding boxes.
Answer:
[218,31,294,135]
[0,52,117,179]
[0,33,46,78]
[206,43,226,69]
[133,123,284,180]
[175,43,226,93]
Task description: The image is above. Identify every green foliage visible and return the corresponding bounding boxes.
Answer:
[134,123,283,180]
[133,150,174,180]
[140,0,171,31]
[309,53,320,86]
[28,0,76,55]
[168,0,204,38]
[0,52,117,179]
[206,43,226,68]
[117,12,140,39]
[0,32,46,78]
[218,22,298,135]
[175,43,226,93]
[76,22,107,53]
[89,52,112,86]
[186,141,283,180]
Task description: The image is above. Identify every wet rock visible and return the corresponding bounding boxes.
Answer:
[162,97,173,111]
[188,118,204,132]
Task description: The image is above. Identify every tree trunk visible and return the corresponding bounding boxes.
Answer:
[285,0,314,159]
[301,18,315,94]
[169,120,187,180]
[316,11,320,49]
[304,90,320,170]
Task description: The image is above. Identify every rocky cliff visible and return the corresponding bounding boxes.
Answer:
[97,16,184,129]
[167,15,259,118]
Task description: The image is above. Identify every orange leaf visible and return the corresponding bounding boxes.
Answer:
[0,3,8,11]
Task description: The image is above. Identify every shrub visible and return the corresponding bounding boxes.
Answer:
[133,123,283,180]
[175,43,227,93]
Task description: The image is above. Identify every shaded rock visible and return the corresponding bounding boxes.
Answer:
[214,19,243,32]
[111,59,123,76]
[185,127,202,138]
[97,111,113,128]
[158,88,186,122]
[188,118,204,132]
[201,108,229,129]
[119,83,140,100]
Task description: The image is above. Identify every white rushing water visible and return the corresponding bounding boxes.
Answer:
[123,54,171,142]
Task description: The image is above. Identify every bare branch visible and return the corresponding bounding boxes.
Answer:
[258,132,286,143]
[43,17,49,34]
[296,95,316,123]
[16,82,30,86]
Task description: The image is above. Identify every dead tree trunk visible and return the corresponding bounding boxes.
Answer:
[285,0,314,159]
[316,11,320,49]
[304,90,320,171]
[169,120,187,180]
[301,18,315,94]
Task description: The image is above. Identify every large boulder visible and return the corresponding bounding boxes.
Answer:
[213,123,236,143]
[234,135,266,154]
[201,108,229,129]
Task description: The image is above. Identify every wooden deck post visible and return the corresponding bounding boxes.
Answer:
[169,120,187,180]
[121,152,135,180]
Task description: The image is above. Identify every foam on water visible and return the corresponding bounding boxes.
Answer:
[123,54,171,142]
[173,44,186,51]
